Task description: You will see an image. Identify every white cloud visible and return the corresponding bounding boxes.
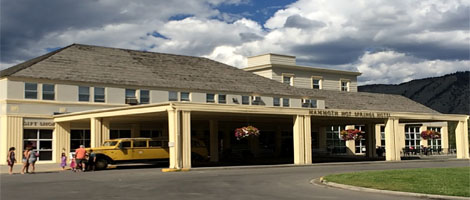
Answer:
[356,51,470,85]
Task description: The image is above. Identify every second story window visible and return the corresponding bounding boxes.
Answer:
[302,99,317,108]
[206,93,215,103]
[180,92,190,101]
[282,98,290,107]
[283,75,293,86]
[140,90,150,104]
[273,97,280,106]
[169,91,178,101]
[25,83,37,99]
[242,96,250,105]
[126,89,136,99]
[94,87,105,103]
[341,80,349,92]
[42,84,55,100]
[312,77,322,89]
[218,94,226,104]
[78,86,90,102]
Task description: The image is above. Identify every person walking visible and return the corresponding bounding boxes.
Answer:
[75,145,87,172]
[21,148,31,174]
[87,149,96,171]
[7,147,16,175]
[28,148,38,173]
[60,152,67,170]
[70,156,77,172]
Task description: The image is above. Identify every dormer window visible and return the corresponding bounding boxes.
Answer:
[282,73,294,86]
[312,76,322,89]
[340,80,350,92]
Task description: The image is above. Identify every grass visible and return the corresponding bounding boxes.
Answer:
[323,167,470,197]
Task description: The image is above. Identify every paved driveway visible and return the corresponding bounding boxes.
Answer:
[1,160,468,200]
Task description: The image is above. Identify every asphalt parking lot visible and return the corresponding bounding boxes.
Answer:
[1,159,468,200]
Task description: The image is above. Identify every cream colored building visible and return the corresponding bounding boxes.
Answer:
[0,44,468,169]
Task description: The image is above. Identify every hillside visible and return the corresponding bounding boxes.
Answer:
[358,71,470,115]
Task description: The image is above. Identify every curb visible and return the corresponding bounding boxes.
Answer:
[313,177,469,200]
[161,168,190,172]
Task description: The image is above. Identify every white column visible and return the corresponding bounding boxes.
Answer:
[441,123,449,154]
[455,119,469,159]
[90,118,102,148]
[385,118,401,161]
[304,115,312,164]
[54,122,70,163]
[181,111,191,169]
[168,109,182,169]
[420,125,428,147]
[293,115,305,165]
[209,120,219,162]
[102,119,110,141]
[345,125,355,155]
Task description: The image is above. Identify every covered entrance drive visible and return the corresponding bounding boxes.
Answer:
[53,102,469,170]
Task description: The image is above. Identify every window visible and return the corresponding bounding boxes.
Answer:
[140,90,150,104]
[428,127,442,151]
[121,141,131,148]
[326,126,346,154]
[133,141,147,148]
[149,141,163,147]
[302,99,317,108]
[78,86,90,102]
[242,96,250,105]
[283,75,293,86]
[110,130,131,139]
[25,83,38,99]
[405,126,421,148]
[126,89,136,99]
[94,87,105,103]
[273,97,280,106]
[380,126,385,147]
[218,94,226,104]
[23,129,53,161]
[312,78,322,89]
[282,98,290,107]
[140,130,162,138]
[251,96,261,105]
[42,84,55,100]
[70,130,91,151]
[206,94,215,103]
[341,80,349,91]
[180,92,190,101]
[355,125,366,154]
[169,91,178,101]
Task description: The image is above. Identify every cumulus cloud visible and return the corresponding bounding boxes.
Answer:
[356,51,470,85]
[1,0,468,85]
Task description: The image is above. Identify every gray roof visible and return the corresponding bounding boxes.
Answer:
[1,44,438,114]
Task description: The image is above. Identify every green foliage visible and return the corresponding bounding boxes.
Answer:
[324,167,470,197]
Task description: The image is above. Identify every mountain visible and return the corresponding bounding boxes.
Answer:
[358,71,470,115]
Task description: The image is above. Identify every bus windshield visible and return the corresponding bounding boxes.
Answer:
[102,141,118,147]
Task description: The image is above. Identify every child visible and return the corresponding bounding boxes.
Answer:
[70,156,77,172]
[7,147,16,175]
[60,153,67,170]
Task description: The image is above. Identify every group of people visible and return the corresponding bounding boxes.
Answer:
[6,146,38,175]
[6,145,96,175]
[60,145,97,172]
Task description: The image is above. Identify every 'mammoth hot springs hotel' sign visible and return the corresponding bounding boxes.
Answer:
[310,110,391,118]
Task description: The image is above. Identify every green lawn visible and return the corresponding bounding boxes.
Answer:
[323,167,470,197]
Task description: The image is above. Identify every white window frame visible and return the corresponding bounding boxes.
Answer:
[25,82,38,99]
[273,97,280,107]
[23,129,53,161]
[78,86,90,102]
[94,87,106,103]
[355,125,366,154]
[311,76,322,89]
[282,73,294,86]
[180,92,190,102]
[428,127,442,150]
[168,91,178,101]
[405,126,421,148]
[326,125,346,154]
[206,93,215,103]
[140,90,150,104]
[42,84,55,100]
[218,94,226,104]
[340,79,350,92]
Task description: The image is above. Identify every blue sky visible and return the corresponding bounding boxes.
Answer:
[1,0,469,85]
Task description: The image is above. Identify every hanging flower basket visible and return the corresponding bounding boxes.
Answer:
[421,130,440,140]
[340,129,364,141]
[234,126,260,140]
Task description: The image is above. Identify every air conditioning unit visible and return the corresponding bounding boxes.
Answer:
[125,98,139,105]
[302,99,310,104]
[252,96,261,102]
